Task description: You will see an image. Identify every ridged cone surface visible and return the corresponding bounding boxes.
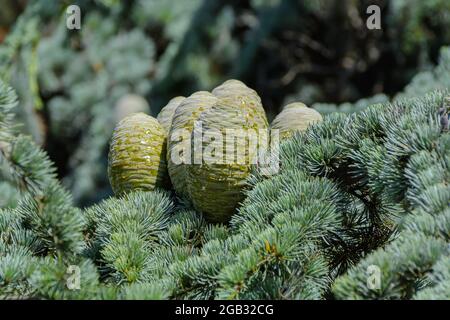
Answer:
[186,94,269,222]
[157,96,185,133]
[271,102,323,139]
[165,80,269,221]
[212,79,268,127]
[108,112,168,195]
[167,91,219,197]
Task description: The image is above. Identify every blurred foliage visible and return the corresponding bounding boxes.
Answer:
[311,93,389,115]
[1,0,450,205]
[396,46,450,100]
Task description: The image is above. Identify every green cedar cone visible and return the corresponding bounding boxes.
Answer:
[108,112,168,195]
[186,95,269,222]
[166,80,268,221]
[157,96,186,133]
[180,80,268,222]
[212,79,268,127]
[271,102,323,139]
[167,91,219,197]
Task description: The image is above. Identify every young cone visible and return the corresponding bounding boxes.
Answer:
[271,102,322,139]
[108,112,168,195]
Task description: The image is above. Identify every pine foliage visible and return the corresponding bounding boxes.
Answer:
[3,0,450,205]
[1,0,450,299]
[0,80,89,298]
[2,77,448,299]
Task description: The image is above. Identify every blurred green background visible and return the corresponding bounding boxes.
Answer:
[1,0,449,206]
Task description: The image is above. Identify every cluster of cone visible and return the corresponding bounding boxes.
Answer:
[108,80,322,222]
